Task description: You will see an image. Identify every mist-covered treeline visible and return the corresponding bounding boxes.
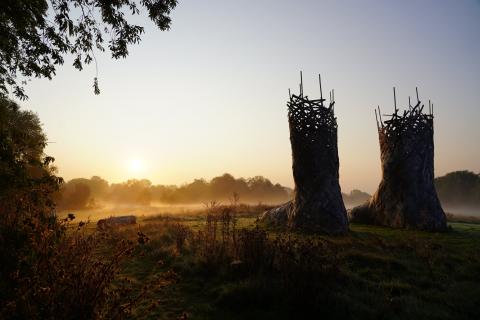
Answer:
[56,173,293,209]
[56,173,374,210]
[57,170,480,211]
[435,171,480,207]
[342,189,371,206]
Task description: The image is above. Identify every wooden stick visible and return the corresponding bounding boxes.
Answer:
[300,71,303,97]
[378,105,383,126]
[393,87,397,112]
[319,74,323,103]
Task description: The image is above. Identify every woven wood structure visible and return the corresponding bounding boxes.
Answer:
[262,73,348,235]
[350,88,447,231]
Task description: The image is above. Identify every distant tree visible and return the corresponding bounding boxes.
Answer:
[57,173,293,205]
[136,188,152,205]
[151,184,178,203]
[60,181,91,209]
[435,171,480,206]
[179,178,210,202]
[247,176,273,196]
[342,189,371,206]
[246,176,289,203]
[89,175,109,198]
[210,173,237,199]
[57,176,109,209]
[0,0,178,99]
[109,178,152,204]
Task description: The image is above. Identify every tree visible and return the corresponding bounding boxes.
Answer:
[0,97,62,314]
[0,97,61,200]
[0,98,151,318]
[342,189,371,206]
[109,178,152,204]
[435,171,480,206]
[89,175,109,197]
[60,181,91,209]
[0,0,178,99]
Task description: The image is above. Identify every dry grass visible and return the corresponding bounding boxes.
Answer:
[109,207,480,320]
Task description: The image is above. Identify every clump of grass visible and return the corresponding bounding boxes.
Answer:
[237,227,270,272]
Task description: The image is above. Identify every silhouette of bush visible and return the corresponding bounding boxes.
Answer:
[0,98,152,319]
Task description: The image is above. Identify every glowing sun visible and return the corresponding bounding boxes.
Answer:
[128,158,143,173]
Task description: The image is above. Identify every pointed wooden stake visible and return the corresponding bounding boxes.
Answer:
[300,71,303,97]
[393,87,397,112]
[319,74,323,104]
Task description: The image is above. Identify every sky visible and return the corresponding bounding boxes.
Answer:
[17,0,480,193]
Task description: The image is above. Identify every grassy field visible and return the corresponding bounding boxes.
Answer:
[98,208,480,320]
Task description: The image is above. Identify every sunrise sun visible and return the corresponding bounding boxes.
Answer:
[128,158,143,174]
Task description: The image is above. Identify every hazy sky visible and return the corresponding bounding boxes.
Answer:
[18,0,480,193]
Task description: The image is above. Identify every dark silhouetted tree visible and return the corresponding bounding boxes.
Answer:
[0,0,178,99]
[435,171,480,207]
[0,97,63,314]
[59,181,91,209]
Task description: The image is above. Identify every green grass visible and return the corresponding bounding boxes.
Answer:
[116,216,480,320]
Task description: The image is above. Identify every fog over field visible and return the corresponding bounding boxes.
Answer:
[57,170,480,221]
[57,203,205,221]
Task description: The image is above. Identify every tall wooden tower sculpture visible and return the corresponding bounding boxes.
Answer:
[262,73,348,235]
[350,88,447,231]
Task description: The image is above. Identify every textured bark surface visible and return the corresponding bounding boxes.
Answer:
[262,81,348,235]
[350,99,447,231]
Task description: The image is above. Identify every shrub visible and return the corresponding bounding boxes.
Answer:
[0,98,152,319]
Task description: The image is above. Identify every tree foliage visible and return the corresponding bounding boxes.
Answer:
[57,173,293,209]
[342,189,371,206]
[0,96,61,202]
[0,97,62,315]
[435,170,480,206]
[0,0,178,99]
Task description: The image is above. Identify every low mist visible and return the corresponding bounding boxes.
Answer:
[56,170,480,220]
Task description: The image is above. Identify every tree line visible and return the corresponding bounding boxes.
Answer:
[56,174,293,209]
[57,175,378,210]
[56,171,480,211]
[435,171,480,207]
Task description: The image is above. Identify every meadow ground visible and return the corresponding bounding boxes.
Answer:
[83,207,480,320]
